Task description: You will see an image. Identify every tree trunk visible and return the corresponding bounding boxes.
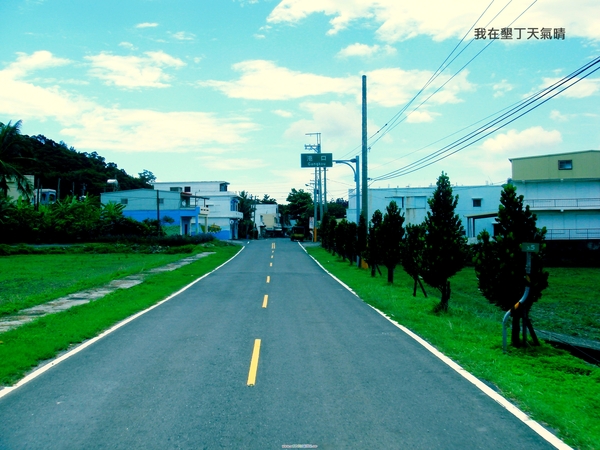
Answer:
[436,281,450,312]
[387,265,394,283]
[412,278,417,297]
[371,264,376,277]
[418,278,428,297]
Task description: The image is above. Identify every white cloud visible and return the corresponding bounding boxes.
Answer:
[283,101,367,153]
[170,31,195,41]
[200,60,356,100]
[136,22,158,28]
[119,42,136,50]
[540,76,600,98]
[493,79,513,98]
[0,52,257,153]
[550,109,568,122]
[267,0,600,42]
[337,43,396,58]
[273,109,293,118]
[405,110,439,123]
[367,68,474,107]
[86,51,186,88]
[200,60,473,106]
[4,50,71,78]
[481,126,562,154]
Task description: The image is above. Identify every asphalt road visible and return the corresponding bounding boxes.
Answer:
[0,239,559,449]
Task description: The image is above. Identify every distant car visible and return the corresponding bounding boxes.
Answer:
[290,226,305,242]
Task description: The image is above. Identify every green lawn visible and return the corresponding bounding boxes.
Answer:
[307,246,600,450]
[0,252,201,316]
[0,243,241,386]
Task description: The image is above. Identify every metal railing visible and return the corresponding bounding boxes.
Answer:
[524,198,600,209]
[545,228,600,240]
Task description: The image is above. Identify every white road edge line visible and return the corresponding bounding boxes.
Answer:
[0,246,246,400]
[300,243,573,450]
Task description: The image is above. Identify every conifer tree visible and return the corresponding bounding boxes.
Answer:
[380,200,405,283]
[401,223,428,297]
[422,172,468,312]
[364,210,383,277]
[474,183,548,347]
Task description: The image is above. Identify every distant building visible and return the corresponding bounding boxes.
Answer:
[254,203,282,238]
[509,150,600,240]
[101,189,205,236]
[348,184,503,241]
[151,181,243,240]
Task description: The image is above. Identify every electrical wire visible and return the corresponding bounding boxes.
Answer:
[372,56,600,181]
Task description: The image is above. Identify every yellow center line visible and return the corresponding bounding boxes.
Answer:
[266,276,270,283]
[247,339,261,386]
[271,255,274,259]
[270,262,272,267]
[262,294,268,308]
[271,243,276,250]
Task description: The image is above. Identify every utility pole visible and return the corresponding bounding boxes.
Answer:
[361,75,368,226]
[305,132,322,238]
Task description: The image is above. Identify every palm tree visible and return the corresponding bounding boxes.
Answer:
[0,120,33,199]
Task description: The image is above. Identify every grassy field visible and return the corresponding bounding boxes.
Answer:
[0,242,241,386]
[0,252,203,316]
[306,246,600,450]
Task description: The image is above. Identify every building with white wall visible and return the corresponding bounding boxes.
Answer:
[509,150,600,240]
[348,184,503,240]
[151,181,243,240]
[253,203,282,237]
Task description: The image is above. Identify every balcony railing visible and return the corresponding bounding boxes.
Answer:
[524,198,600,209]
[546,228,600,240]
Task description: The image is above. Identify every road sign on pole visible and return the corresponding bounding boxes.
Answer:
[301,153,332,168]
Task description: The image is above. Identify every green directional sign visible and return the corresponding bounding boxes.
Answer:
[301,153,333,168]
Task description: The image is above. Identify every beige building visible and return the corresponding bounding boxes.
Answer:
[509,150,600,240]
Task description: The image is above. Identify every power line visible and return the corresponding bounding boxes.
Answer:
[373,55,600,181]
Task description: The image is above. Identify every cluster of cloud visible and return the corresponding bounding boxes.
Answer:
[266,0,600,42]
[0,51,256,153]
[200,60,474,108]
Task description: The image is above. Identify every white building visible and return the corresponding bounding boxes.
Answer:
[509,150,600,240]
[253,203,282,237]
[151,181,243,240]
[348,184,503,241]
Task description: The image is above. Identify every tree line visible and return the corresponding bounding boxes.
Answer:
[1,120,151,200]
[318,172,548,348]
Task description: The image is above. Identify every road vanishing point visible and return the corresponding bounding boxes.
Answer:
[0,239,567,449]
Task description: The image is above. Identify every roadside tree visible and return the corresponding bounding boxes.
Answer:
[364,209,383,277]
[380,201,405,283]
[474,183,549,347]
[401,223,428,297]
[422,172,468,312]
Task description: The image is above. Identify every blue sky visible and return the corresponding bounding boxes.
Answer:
[1,0,599,203]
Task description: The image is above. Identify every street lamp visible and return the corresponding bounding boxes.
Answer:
[333,156,360,225]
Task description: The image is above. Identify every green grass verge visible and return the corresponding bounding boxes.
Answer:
[307,246,600,450]
[0,243,241,386]
[0,252,207,316]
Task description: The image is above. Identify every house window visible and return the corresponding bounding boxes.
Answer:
[558,160,573,170]
[170,187,182,192]
[184,186,191,193]
[472,198,482,207]
[158,198,164,205]
[121,198,128,205]
[220,183,228,192]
